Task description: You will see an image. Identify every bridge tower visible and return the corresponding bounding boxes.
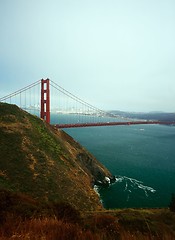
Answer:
[40,78,50,124]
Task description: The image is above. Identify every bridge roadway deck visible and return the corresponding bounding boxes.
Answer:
[54,121,175,129]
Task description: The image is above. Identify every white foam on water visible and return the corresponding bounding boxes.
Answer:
[124,181,128,191]
[94,185,103,204]
[115,177,123,183]
[115,175,156,198]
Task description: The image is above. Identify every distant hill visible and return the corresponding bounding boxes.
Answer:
[110,110,175,121]
[0,103,112,211]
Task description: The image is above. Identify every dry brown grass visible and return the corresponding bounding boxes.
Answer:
[1,211,175,240]
[0,216,113,240]
[119,231,175,240]
[0,190,175,239]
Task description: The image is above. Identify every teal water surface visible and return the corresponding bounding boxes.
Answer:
[65,124,175,209]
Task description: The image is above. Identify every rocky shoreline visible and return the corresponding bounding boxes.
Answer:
[94,175,116,188]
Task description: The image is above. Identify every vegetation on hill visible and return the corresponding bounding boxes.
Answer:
[1,103,175,239]
[0,102,112,211]
[0,189,175,239]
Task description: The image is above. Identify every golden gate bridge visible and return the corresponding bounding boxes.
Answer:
[0,78,174,128]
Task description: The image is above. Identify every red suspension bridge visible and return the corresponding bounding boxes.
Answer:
[0,78,174,128]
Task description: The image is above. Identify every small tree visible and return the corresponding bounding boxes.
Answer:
[169,193,175,212]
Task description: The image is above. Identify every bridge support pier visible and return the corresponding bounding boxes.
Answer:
[40,78,50,124]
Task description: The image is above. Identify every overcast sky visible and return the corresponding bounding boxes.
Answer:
[0,0,175,112]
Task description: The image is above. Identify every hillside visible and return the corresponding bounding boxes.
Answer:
[0,102,112,211]
[1,190,175,239]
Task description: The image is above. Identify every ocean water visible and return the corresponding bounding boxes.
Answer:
[64,123,175,209]
[48,113,175,209]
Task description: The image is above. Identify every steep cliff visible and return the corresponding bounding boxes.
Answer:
[0,103,112,211]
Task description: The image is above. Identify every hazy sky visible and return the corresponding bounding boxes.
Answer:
[0,0,175,112]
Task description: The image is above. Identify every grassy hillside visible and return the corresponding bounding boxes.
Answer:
[0,102,112,211]
[0,189,175,239]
